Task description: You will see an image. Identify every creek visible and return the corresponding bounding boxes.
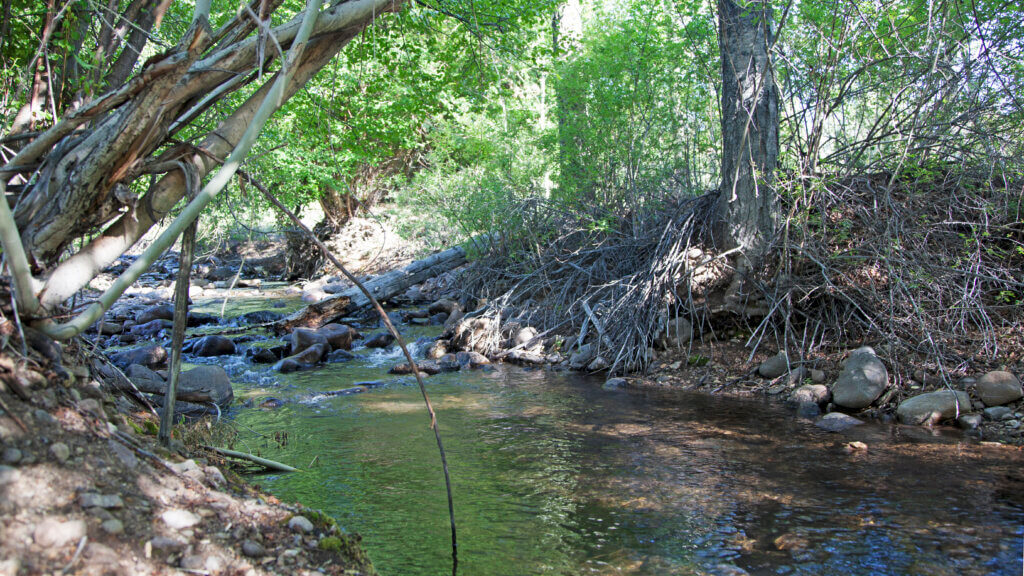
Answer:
[191,295,1024,576]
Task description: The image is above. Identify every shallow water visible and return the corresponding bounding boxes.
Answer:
[188,293,1024,576]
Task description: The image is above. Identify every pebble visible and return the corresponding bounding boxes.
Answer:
[34,409,58,426]
[79,493,125,509]
[149,536,187,552]
[1006,419,1021,429]
[0,464,20,486]
[288,515,315,534]
[101,518,124,534]
[2,447,22,464]
[242,539,266,557]
[33,518,86,547]
[49,442,71,462]
[983,406,1012,421]
[161,508,201,529]
[957,414,983,430]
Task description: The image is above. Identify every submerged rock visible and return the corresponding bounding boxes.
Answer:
[364,332,396,349]
[896,390,971,425]
[832,347,888,409]
[814,412,864,432]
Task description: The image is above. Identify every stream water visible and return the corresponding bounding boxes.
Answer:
[192,296,1024,576]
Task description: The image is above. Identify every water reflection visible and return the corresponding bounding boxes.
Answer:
[233,359,1024,576]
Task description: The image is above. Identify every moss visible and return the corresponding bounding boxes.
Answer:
[317,536,345,552]
[303,508,338,530]
[317,533,375,573]
[142,420,159,435]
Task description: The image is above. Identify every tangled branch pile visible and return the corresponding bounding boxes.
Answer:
[456,169,1023,376]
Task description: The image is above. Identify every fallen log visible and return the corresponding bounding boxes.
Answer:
[278,244,468,332]
[202,446,297,473]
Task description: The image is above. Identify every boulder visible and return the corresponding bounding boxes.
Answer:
[273,343,328,373]
[239,310,284,324]
[192,335,236,357]
[177,365,234,408]
[429,312,449,325]
[831,347,888,409]
[983,406,1013,420]
[975,371,1022,407]
[814,412,864,432]
[587,356,610,372]
[455,351,489,368]
[758,353,789,379]
[428,299,457,315]
[896,390,971,425]
[659,317,693,348]
[603,377,628,390]
[187,312,219,327]
[427,340,448,360]
[130,319,173,339]
[110,344,167,369]
[365,333,396,349]
[135,304,175,325]
[568,343,596,370]
[326,349,356,363]
[126,364,166,391]
[247,348,279,364]
[290,328,328,356]
[437,354,462,372]
[389,361,441,376]
[789,384,830,407]
[317,324,355,351]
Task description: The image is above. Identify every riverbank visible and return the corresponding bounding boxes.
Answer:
[0,339,375,576]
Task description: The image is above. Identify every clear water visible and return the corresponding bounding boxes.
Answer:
[200,297,1024,576]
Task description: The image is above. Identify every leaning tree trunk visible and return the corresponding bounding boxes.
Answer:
[715,0,779,313]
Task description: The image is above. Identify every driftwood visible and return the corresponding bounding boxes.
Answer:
[278,244,467,332]
[203,446,297,472]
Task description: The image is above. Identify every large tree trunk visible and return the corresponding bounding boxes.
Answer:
[715,0,779,312]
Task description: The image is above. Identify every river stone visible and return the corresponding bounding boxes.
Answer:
[49,442,71,462]
[79,493,124,509]
[110,344,167,369]
[317,324,355,351]
[569,343,596,370]
[240,310,284,324]
[789,384,831,406]
[2,447,22,464]
[975,371,1022,406]
[248,347,279,364]
[455,351,490,368]
[587,356,610,372]
[814,412,864,432]
[603,377,628,390]
[288,516,314,534]
[162,509,201,530]
[101,519,124,535]
[660,317,693,348]
[514,326,541,349]
[130,319,174,339]
[957,413,983,430]
[831,347,888,409]
[242,539,265,557]
[437,354,461,372]
[758,353,789,379]
[327,349,356,363]
[135,303,175,325]
[365,332,396,349]
[428,299,457,315]
[429,312,449,325]
[896,390,971,425]
[34,518,86,548]
[192,335,236,357]
[983,406,1013,420]
[290,328,328,356]
[427,341,448,360]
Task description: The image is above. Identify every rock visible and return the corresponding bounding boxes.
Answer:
[568,343,596,370]
[33,518,86,547]
[790,384,830,407]
[443,307,465,334]
[323,281,348,294]
[810,369,826,383]
[0,465,19,486]
[455,351,489,368]
[49,442,71,462]
[758,353,789,379]
[427,312,448,325]
[832,347,888,409]
[274,358,302,373]
[2,447,22,464]
[659,317,693,348]
[983,406,1013,420]
[242,539,266,557]
[248,347,279,363]
[187,312,219,326]
[427,340,448,359]
[135,304,175,325]
[101,519,124,534]
[148,536,187,552]
[389,361,441,376]
[327,349,357,363]
[79,493,124,509]
[161,508,201,530]
[208,265,235,281]
[843,441,869,453]
[1005,419,1021,429]
[428,299,457,315]
[814,412,864,432]
[240,310,285,324]
[514,326,541,349]
[127,363,165,391]
[795,402,821,418]
[130,318,174,338]
[975,371,1022,406]
[437,354,461,372]
[896,390,971,425]
[507,350,546,365]
[288,515,315,534]
[110,344,167,369]
[587,356,610,372]
[957,413,983,430]
[365,332,396,348]
[178,365,235,408]
[317,324,356,351]
[603,377,628,390]
[192,335,236,357]
[204,466,226,487]
[290,328,329,356]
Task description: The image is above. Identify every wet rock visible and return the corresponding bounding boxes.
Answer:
[437,354,461,372]
[178,365,235,408]
[587,356,610,372]
[507,350,546,365]
[2,447,22,464]
[975,371,1022,407]
[49,442,71,462]
[242,539,266,557]
[832,347,888,409]
[957,413,983,430]
[318,323,356,351]
[274,343,329,373]
[789,384,831,407]
[443,307,465,334]
[248,347,279,364]
[240,310,285,324]
[110,344,167,369]
[192,335,236,357]
[1005,419,1021,429]
[843,441,868,453]
[135,304,175,325]
[795,402,821,418]
[101,519,124,534]
[773,533,810,551]
[814,412,864,432]
[323,281,348,294]
[274,359,303,374]
[207,265,235,281]
[427,340,448,360]
[149,536,187,553]
[288,515,314,534]
[161,508,201,530]
[428,299,457,315]
[896,390,971,425]
[290,328,328,356]
[603,377,628,390]
[983,406,1013,420]
[810,369,826,383]
[79,493,124,509]
[455,351,490,368]
[33,518,86,548]
[130,319,174,339]
[429,312,449,325]
[327,349,357,363]
[758,353,789,379]
[365,332,396,349]
[389,361,441,376]
[568,343,596,370]
[126,364,165,391]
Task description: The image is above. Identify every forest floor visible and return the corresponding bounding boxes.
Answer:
[0,339,376,576]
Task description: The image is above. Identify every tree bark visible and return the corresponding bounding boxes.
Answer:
[715,0,779,309]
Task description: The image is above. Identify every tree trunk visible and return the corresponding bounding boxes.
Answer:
[715,0,779,311]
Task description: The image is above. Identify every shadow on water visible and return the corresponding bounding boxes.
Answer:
[223,332,1023,576]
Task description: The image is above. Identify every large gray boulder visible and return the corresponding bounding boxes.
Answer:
[975,371,1022,407]
[110,344,167,369]
[896,390,971,425]
[569,343,596,370]
[177,365,234,408]
[832,347,888,409]
[192,335,236,357]
[290,328,328,356]
[317,324,356,351]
